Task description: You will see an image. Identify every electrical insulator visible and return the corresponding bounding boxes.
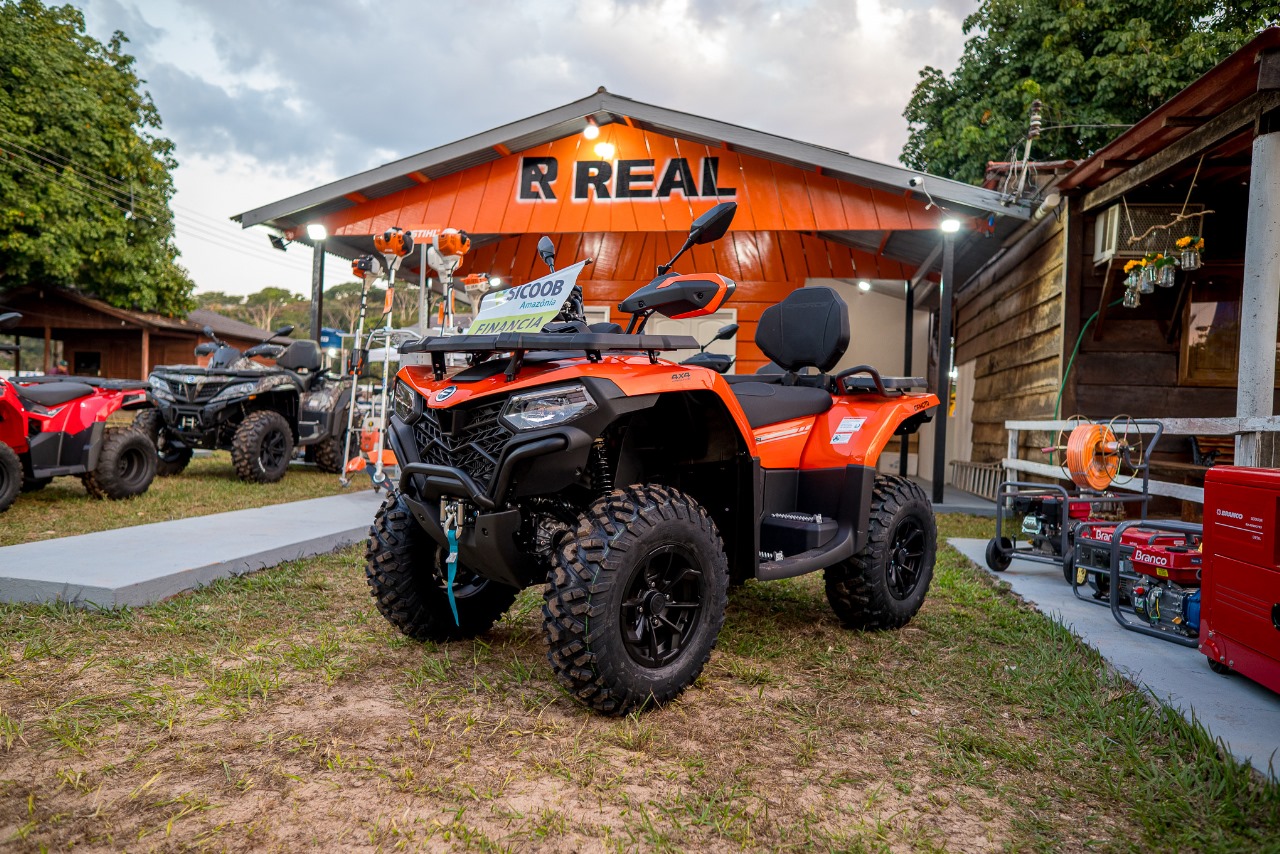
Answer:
[1028,100,1043,140]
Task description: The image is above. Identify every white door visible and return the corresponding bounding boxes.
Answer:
[645,310,739,364]
[584,305,612,327]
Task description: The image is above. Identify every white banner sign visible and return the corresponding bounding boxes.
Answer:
[468,260,586,335]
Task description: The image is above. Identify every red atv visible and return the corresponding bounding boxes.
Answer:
[368,203,940,714]
[0,312,158,512]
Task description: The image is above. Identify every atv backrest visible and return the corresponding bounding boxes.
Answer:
[277,339,323,373]
[755,286,849,373]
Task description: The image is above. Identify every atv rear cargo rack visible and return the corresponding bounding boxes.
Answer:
[402,332,700,381]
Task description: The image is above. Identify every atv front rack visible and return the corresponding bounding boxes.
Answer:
[402,332,700,381]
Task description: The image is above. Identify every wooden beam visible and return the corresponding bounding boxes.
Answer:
[492,143,511,157]
[1091,258,1117,341]
[1100,159,1141,169]
[1162,116,1210,128]
[1259,48,1280,92]
[1083,89,1280,212]
[140,328,150,379]
[407,171,430,184]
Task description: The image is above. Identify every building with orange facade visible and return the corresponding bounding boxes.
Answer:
[235,89,1032,495]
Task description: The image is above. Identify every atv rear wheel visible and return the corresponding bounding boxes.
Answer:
[231,410,293,483]
[0,443,21,513]
[543,485,729,715]
[825,475,936,630]
[21,476,52,493]
[134,409,193,476]
[365,493,519,641]
[81,427,157,500]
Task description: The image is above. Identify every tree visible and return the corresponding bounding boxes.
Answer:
[243,286,305,332]
[900,1,1278,185]
[0,1,192,312]
[194,291,243,313]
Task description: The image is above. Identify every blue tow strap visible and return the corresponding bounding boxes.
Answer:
[445,526,460,626]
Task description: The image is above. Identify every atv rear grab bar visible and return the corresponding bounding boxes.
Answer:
[835,365,886,395]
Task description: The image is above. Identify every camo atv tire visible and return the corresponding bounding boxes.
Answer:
[825,475,936,630]
[0,443,21,513]
[311,411,349,474]
[132,409,192,477]
[81,427,157,500]
[365,493,519,642]
[231,410,293,483]
[543,485,729,715]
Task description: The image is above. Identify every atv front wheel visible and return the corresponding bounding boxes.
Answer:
[133,409,192,476]
[81,427,157,500]
[231,410,293,483]
[825,475,936,630]
[543,485,729,715]
[0,443,21,512]
[365,493,519,641]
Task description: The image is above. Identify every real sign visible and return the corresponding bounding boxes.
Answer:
[519,156,737,202]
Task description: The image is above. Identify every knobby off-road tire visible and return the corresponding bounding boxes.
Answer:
[365,493,519,642]
[0,443,21,512]
[81,427,157,500]
[543,485,730,715]
[311,413,350,474]
[231,410,293,483]
[825,475,937,630]
[133,409,192,477]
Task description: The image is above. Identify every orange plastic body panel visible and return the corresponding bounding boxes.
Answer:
[399,355,938,471]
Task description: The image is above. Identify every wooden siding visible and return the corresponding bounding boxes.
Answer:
[956,217,1066,463]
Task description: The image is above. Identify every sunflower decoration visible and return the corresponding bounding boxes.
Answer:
[1176,235,1204,271]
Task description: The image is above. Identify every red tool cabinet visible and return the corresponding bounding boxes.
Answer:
[1201,467,1280,694]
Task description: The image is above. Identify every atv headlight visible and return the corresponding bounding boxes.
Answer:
[209,381,258,403]
[393,380,421,423]
[148,375,174,401]
[501,384,597,431]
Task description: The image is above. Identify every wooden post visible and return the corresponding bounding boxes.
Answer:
[140,328,150,379]
[1236,102,1280,466]
[932,233,955,505]
[42,325,51,374]
[900,281,913,476]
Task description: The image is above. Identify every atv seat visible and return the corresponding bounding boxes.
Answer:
[277,339,323,373]
[16,381,94,407]
[729,286,848,427]
[732,382,833,428]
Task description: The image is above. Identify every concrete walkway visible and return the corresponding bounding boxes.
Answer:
[0,490,384,609]
[950,537,1280,780]
[911,477,996,516]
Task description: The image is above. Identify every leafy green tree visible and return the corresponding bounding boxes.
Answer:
[193,290,243,313]
[901,1,1278,185]
[243,286,305,332]
[0,0,191,312]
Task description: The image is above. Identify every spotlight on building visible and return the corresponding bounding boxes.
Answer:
[857,280,872,292]
[940,218,961,233]
[583,119,600,140]
[269,235,289,252]
[306,223,328,241]
[594,141,615,159]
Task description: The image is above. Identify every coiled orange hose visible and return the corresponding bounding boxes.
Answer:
[1066,424,1120,490]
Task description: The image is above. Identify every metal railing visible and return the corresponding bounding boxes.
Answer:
[949,460,1003,501]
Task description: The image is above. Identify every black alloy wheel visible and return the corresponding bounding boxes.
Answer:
[619,544,705,668]
[231,410,294,483]
[260,428,289,471]
[885,518,927,600]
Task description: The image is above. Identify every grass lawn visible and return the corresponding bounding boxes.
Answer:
[0,454,368,547]
[1,514,1277,850]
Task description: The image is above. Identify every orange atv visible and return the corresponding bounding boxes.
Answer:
[367,202,940,714]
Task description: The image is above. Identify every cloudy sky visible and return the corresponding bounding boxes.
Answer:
[78,0,976,297]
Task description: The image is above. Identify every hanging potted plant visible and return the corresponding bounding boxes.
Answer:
[1139,254,1158,293]
[1123,258,1143,290]
[1123,283,1141,308]
[1156,253,1177,287]
[1176,235,1204,271]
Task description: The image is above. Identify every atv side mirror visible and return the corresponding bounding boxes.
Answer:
[713,322,739,342]
[0,312,21,330]
[194,342,218,357]
[537,236,556,272]
[202,325,216,339]
[689,202,737,245]
[274,325,295,338]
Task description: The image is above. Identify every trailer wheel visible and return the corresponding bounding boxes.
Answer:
[231,410,293,483]
[825,475,936,631]
[0,443,21,513]
[81,427,157,500]
[365,493,518,641]
[985,537,1014,572]
[543,485,729,715]
[1062,552,1077,585]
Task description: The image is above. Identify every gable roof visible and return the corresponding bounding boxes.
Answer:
[233,89,1031,236]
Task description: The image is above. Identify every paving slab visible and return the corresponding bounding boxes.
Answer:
[0,490,384,609]
[950,537,1280,780]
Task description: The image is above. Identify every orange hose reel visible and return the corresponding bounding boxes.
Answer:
[1065,424,1121,490]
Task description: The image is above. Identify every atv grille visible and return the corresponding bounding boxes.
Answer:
[413,398,512,489]
[162,377,223,404]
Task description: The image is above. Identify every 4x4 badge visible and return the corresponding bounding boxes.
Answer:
[434,386,457,403]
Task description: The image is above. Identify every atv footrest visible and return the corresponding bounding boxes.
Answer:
[760,511,837,557]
